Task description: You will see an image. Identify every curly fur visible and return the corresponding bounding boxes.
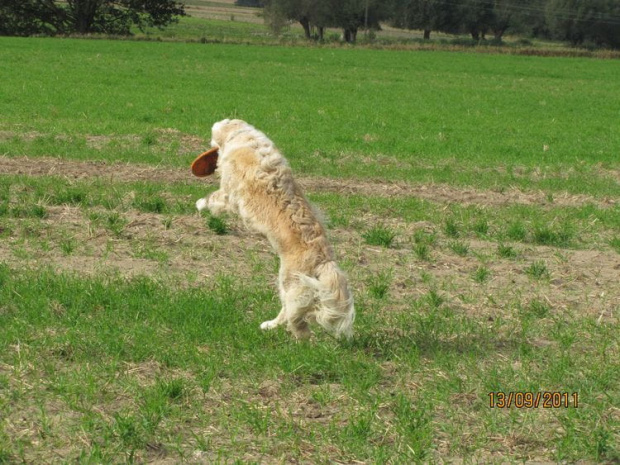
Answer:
[196,119,354,339]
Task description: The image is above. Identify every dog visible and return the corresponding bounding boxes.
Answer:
[195,119,354,339]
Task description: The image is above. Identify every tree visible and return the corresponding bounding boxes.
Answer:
[546,0,620,48]
[263,0,393,42]
[488,0,519,40]
[528,0,552,39]
[391,0,460,39]
[484,0,542,41]
[0,0,61,36]
[457,0,495,40]
[0,0,185,36]
[263,0,331,39]
[332,0,394,42]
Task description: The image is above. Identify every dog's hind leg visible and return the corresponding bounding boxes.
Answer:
[260,285,313,340]
[286,310,312,340]
[282,284,316,340]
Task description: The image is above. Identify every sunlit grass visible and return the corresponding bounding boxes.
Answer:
[0,265,617,462]
[1,37,618,198]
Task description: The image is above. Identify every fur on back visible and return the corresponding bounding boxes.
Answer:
[198,119,354,339]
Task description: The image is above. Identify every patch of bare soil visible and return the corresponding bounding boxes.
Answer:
[0,155,616,209]
[1,155,618,327]
[2,202,618,328]
[0,204,274,283]
[1,155,618,323]
[0,155,215,186]
[299,177,617,209]
[337,219,619,324]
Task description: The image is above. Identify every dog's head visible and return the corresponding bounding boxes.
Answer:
[210,119,249,149]
[191,119,250,177]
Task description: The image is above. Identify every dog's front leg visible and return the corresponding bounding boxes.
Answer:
[261,269,287,332]
[196,189,228,215]
[260,308,286,331]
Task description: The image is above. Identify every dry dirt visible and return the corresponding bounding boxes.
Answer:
[1,155,618,326]
[1,155,616,209]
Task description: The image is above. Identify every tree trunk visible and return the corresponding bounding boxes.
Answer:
[68,0,100,34]
[299,17,311,39]
[343,27,357,43]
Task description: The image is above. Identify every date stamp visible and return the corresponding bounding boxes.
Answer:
[488,391,579,409]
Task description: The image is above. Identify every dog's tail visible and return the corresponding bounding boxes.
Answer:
[299,262,355,339]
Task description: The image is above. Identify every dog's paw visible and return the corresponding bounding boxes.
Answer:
[260,319,279,331]
[196,198,208,212]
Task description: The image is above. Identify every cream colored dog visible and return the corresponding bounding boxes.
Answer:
[196,119,354,339]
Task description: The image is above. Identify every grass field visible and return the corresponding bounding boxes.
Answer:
[0,33,619,463]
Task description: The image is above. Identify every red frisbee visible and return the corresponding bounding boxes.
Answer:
[191,147,219,177]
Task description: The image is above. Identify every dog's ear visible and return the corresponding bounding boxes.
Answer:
[191,147,219,177]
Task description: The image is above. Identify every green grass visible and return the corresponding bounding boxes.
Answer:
[105,212,130,236]
[1,37,619,199]
[532,224,574,247]
[5,172,617,253]
[362,224,396,248]
[366,270,392,299]
[207,214,228,235]
[506,220,528,242]
[449,240,469,256]
[525,260,551,280]
[1,266,617,462]
[497,243,518,259]
[413,241,431,261]
[412,230,436,261]
[473,265,491,283]
[444,217,461,238]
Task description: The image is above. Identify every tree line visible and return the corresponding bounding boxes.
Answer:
[1,0,618,49]
[252,0,620,48]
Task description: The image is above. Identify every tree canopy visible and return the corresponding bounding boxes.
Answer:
[263,0,395,42]
[546,0,620,48]
[0,0,185,36]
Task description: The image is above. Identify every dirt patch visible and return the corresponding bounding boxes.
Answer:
[0,204,273,283]
[1,155,618,328]
[2,203,618,328]
[0,154,214,186]
[85,133,141,150]
[0,155,616,209]
[299,177,617,209]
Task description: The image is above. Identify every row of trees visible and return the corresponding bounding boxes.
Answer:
[0,0,185,36]
[260,0,390,42]
[1,0,618,48]
[256,0,620,48]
